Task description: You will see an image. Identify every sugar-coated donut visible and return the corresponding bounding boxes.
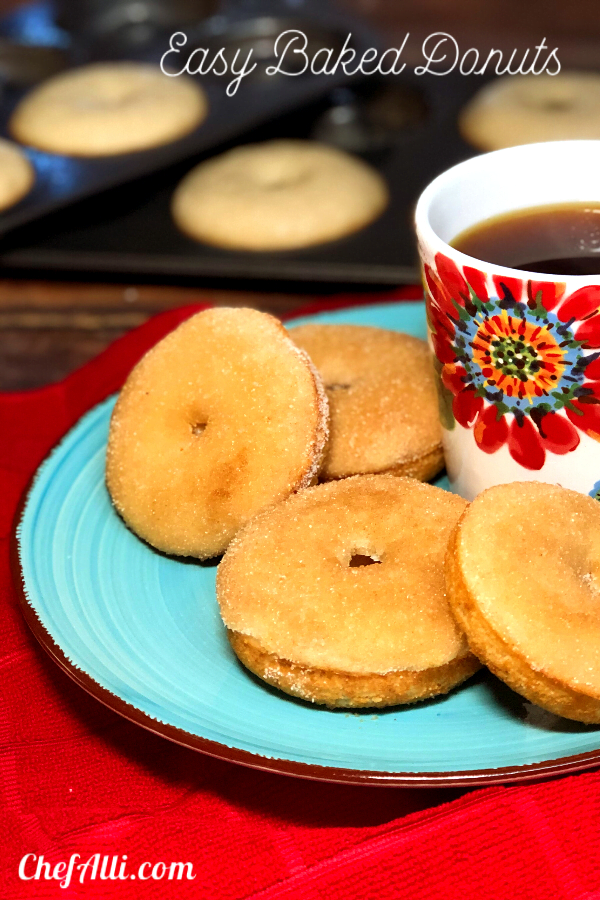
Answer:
[106,307,328,559]
[10,62,208,156]
[459,72,600,150]
[0,138,33,210]
[446,482,600,723]
[218,475,480,708]
[290,324,443,481]
[171,140,389,251]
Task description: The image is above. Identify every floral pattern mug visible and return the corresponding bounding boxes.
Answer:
[415,141,600,499]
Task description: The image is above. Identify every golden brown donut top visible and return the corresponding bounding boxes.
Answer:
[217,475,468,674]
[289,324,441,479]
[454,481,600,696]
[106,307,328,559]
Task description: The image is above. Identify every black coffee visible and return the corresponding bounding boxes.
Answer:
[452,202,600,275]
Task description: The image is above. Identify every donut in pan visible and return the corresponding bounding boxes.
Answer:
[171,139,389,251]
[10,61,208,156]
[217,475,480,708]
[106,307,328,559]
[290,324,444,481]
[446,481,600,723]
[459,71,600,150]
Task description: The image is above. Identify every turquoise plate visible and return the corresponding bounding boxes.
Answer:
[15,303,600,786]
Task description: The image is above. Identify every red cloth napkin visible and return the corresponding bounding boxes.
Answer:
[2,290,600,899]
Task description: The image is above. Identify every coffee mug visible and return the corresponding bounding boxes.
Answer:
[415,140,600,500]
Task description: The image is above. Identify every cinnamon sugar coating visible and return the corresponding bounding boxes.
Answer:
[289,324,443,481]
[447,482,600,723]
[217,475,479,707]
[106,307,329,559]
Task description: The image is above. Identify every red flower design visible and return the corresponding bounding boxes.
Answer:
[425,253,600,470]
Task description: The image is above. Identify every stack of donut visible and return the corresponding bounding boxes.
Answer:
[106,306,600,722]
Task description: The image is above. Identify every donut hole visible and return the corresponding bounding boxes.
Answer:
[342,544,383,568]
[264,173,306,190]
[349,553,381,568]
[540,97,573,112]
[521,87,576,114]
[253,165,309,191]
[191,422,207,436]
[77,90,136,110]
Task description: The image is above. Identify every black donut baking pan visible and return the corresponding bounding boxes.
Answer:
[0,1,490,285]
[0,0,381,237]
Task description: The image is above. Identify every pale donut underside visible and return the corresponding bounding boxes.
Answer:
[290,324,443,481]
[447,482,600,724]
[171,139,389,251]
[459,71,600,150]
[229,631,481,709]
[218,475,480,708]
[10,62,208,156]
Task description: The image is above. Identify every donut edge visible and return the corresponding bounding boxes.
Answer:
[446,513,600,724]
[285,339,330,491]
[381,443,445,482]
[320,442,444,483]
[457,78,521,152]
[227,630,481,709]
[171,141,389,251]
[289,324,444,483]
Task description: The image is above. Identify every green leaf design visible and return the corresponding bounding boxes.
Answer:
[433,357,455,431]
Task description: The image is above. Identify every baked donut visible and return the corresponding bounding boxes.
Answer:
[106,307,328,559]
[10,62,208,156]
[290,324,443,481]
[446,481,600,723]
[217,475,480,708]
[171,139,389,251]
[459,71,600,150]
[0,139,33,211]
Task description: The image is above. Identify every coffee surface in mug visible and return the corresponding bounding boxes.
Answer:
[452,202,600,275]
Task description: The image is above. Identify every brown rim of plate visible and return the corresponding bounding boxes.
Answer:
[9,427,600,789]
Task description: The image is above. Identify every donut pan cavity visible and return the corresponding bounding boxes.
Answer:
[0,1,500,285]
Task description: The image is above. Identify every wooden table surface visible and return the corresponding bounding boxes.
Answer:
[1,0,599,391]
[1,279,334,391]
